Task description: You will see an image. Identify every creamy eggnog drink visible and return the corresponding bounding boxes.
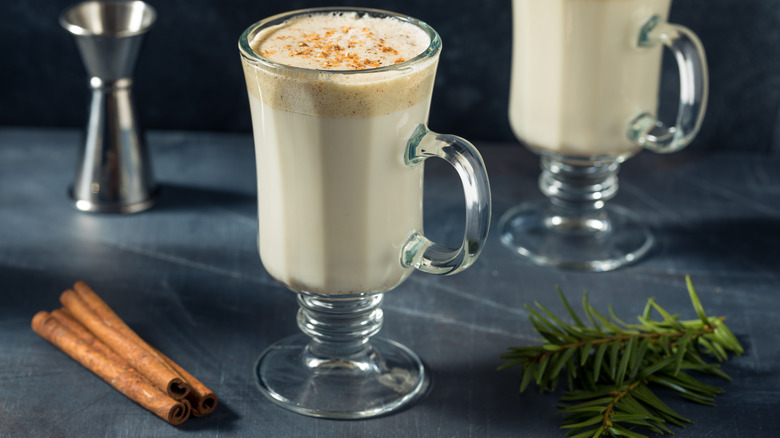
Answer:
[510,0,672,158]
[240,10,442,295]
[500,0,706,272]
[240,8,490,419]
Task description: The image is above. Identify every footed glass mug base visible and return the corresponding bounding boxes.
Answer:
[255,334,428,419]
[499,154,654,272]
[499,202,654,272]
[254,293,429,419]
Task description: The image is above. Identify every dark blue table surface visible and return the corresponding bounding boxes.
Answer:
[1,128,778,437]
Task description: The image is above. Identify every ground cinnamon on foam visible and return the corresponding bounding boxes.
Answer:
[251,12,429,70]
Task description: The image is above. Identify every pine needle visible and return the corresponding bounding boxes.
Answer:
[499,276,743,437]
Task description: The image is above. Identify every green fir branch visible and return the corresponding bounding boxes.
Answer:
[499,276,743,437]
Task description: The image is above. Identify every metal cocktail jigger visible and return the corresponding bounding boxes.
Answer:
[61,0,158,213]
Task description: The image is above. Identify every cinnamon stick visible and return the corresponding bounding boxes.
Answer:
[160,355,218,416]
[59,289,191,400]
[31,311,190,425]
[72,281,218,416]
[50,308,128,367]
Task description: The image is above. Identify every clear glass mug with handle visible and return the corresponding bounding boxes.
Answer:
[239,7,491,419]
[500,0,708,271]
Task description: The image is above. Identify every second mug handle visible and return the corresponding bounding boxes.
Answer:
[628,15,709,153]
[401,125,491,276]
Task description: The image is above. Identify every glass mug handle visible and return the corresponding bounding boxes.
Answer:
[401,125,492,275]
[628,15,709,153]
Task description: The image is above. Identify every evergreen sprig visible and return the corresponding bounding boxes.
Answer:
[499,276,743,438]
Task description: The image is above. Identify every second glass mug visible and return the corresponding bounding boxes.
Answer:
[239,8,491,418]
[500,0,708,271]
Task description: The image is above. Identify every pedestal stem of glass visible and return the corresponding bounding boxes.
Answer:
[255,292,428,419]
[499,155,654,271]
[297,294,383,359]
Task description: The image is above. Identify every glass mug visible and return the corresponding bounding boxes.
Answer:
[499,0,708,271]
[239,7,491,418]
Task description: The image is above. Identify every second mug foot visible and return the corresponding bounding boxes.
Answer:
[498,201,654,272]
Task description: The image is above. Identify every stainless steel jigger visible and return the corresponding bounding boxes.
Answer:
[61,1,158,213]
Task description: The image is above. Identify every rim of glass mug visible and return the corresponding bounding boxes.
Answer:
[238,7,442,76]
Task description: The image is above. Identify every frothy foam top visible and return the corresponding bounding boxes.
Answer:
[250,12,430,70]
[241,11,439,118]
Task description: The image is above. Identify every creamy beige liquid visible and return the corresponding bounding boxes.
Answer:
[510,0,671,158]
[242,11,435,294]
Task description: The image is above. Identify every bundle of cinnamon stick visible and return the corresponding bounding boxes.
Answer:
[31,281,217,425]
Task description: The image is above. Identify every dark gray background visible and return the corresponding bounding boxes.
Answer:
[2,0,780,154]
